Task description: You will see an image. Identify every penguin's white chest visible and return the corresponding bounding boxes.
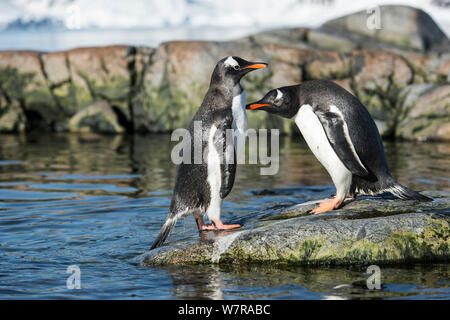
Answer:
[295,104,352,198]
[231,89,248,157]
[206,125,222,220]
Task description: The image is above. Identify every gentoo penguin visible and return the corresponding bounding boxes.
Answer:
[246,80,432,213]
[151,56,268,249]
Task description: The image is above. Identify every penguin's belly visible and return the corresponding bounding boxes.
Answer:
[295,104,352,197]
[231,89,248,159]
[206,125,222,220]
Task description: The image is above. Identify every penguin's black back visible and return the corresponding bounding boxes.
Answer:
[298,80,390,182]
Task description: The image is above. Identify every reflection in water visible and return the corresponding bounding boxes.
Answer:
[0,133,448,299]
[1,133,448,195]
[161,263,450,300]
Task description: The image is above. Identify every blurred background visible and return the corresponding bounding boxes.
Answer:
[0,0,449,51]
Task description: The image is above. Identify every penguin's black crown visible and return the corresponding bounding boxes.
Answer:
[210,56,268,86]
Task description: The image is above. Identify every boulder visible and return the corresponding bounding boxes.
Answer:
[241,6,450,54]
[65,46,132,117]
[0,100,25,132]
[140,191,449,266]
[68,100,126,133]
[396,84,450,141]
[320,5,450,53]
[41,51,70,85]
[0,6,449,139]
[306,29,358,52]
[0,50,58,129]
[140,40,282,133]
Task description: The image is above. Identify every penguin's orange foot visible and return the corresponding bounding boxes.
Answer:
[217,223,241,230]
[197,220,241,231]
[210,219,241,230]
[212,221,241,230]
[312,197,343,214]
[198,224,218,231]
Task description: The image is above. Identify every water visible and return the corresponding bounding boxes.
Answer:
[0,133,448,299]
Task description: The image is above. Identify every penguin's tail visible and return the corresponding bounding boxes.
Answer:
[385,178,433,202]
[150,215,178,250]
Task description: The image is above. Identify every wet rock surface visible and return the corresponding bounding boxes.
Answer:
[140,191,449,266]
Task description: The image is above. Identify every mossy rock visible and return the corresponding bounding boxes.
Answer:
[69,100,125,133]
[140,190,449,266]
[396,84,450,141]
[0,102,26,132]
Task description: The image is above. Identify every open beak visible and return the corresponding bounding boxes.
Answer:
[246,103,272,110]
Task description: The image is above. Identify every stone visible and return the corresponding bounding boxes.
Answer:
[140,191,449,266]
[240,28,312,51]
[320,5,450,53]
[68,100,126,133]
[0,6,449,137]
[396,84,450,141]
[0,50,58,127]
[0,101,25,132]
[41,51,70,85]
[306,29,357,52]
[66,46,132,118]
[304,51,352,80]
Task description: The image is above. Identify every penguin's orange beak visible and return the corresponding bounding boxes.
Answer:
[243,63,267,69]
[246,103,272,110]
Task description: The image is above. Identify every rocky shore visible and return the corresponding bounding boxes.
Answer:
[140,190,449,266]
[0,5,449,141]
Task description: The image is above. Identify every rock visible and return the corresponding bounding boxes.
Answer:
[241,28,312,51]
[0,101,25,132]
[68,100,126,133]
[306,29,357,52]
[0,50,58,129]
[66,46,132,117]
[304,51,352,80]
[320,5,450,53]
[140,191,449,266]
[0,6,449,138]
[128,46,156,132]
[243,6,450,54]
[140,40,280,133]
[41,51,70,85]
[396,84,450,141]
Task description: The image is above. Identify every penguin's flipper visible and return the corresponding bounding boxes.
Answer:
[314,106,369,177]
[220,154,236,199]
[212,112,236,199]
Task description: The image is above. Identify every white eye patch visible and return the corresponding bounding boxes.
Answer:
[224,56,239,68]
[276,89,283,100]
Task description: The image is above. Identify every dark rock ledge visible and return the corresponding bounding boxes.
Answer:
[140,191,449,266]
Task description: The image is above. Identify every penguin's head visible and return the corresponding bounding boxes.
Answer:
[246,86,299,118]
[211,56,268,85]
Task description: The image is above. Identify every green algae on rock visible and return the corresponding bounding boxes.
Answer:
[140,191,449,266]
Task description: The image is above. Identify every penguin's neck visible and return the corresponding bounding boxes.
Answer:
[231,84,247,131]
[231,83,246,118]
[231,83,248,158]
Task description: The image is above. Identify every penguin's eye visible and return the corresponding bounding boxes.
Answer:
[233,65,240,71]
[274,99,280,105]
